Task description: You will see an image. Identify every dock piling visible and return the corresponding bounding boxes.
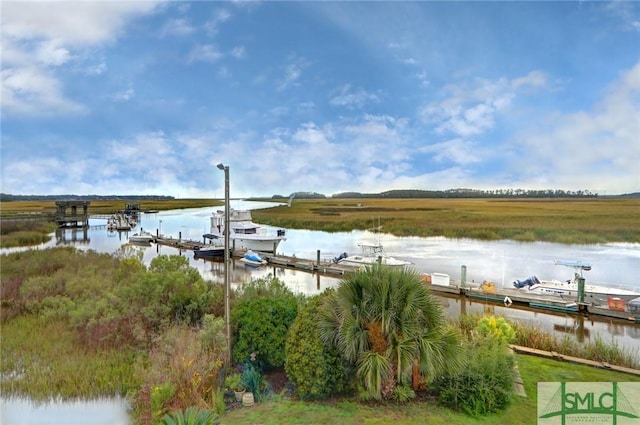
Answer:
[461,265,467,288]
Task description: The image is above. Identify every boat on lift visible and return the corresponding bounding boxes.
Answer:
[512,260,640,304]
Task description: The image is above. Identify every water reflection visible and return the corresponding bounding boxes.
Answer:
[0,397,129,425]
[55,227,90,245]
[2,203,639,353]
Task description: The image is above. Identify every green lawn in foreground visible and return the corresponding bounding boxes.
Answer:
[221,354,640,425]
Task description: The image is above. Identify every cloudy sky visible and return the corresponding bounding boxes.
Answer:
[1,1,639,198]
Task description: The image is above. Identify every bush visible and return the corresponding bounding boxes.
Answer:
[134,325,225,422]
[231,277,298,369]
[162,406,219,425]
[434,337,515,416]
[475,315,516,343]
[241,362,270,402]
[285,295,349,400]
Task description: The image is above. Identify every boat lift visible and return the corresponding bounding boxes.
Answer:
[554,259,591,305]
[554,259,592,273]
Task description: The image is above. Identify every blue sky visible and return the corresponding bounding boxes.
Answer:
[1,1,639,198]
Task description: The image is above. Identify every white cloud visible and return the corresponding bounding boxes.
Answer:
[217,66,231,79]
[112,87,135,101]
[277,57,309,91]
[509,62,640,193]
[420,71,548,137]
[0,1,160,117]
[420,138,482,166]
[188,44,223,63]
[34,39,71,66]
[1,66,87,116]
[161,18,195,37]
[231,46,246,59]
[204,8,232,35]
[1,2,159,46]
[329,84,381,109]
[604,1,640,33]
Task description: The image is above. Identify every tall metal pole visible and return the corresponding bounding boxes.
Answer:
[217,163,231,365]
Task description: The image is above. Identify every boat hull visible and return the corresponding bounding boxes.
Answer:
[338,255,411,268]
[194,247,226,258]
[229,237,282,253]
[210,209,286,254]
[518,281,640,303]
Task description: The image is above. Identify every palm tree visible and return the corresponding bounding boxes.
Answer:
[318,264,463,400]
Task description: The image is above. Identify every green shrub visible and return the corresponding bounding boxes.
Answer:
[434,337,515,416]
[151,383,175,422]
[392,384,415,402]
[241,362,270,402]
[136,325,224,422]
[285,295,349,400]
[223,373,244,392]
[162,406,219,425]
[475,315,516,343]
[231,277,298,369]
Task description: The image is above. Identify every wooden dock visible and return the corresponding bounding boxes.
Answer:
[424,281,640,323]
[150,235,639,322]
[153,237,361,275]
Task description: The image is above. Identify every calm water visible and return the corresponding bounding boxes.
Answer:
[0,397,130,425]
[7,201,636,346]
[2,201,639,424]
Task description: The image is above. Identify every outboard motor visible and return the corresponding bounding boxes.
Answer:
[513,275,540,289]
[333,252,348,263]
[277,229,286,237]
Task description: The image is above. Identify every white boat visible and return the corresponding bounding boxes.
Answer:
[335,242,411,268]
[210,209,286,253]
[107,214,134,231]
[129,230,154,244]
[512,260,640,304]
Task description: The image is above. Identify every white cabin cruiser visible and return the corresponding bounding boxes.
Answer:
[210,209,286,253]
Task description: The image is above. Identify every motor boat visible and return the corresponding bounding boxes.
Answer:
[210,209,286,253]
[335,242,411,268]
[512,260,640,304]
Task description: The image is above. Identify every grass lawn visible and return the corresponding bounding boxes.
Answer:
[221,354,640,425]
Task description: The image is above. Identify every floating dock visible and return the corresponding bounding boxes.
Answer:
[424,280,640,323]
[149,234,640,323]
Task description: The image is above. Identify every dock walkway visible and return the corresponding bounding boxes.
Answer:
[150,234,639,323]
[425,281,640,323]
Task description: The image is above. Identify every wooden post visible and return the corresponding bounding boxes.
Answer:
[461,265,467,288]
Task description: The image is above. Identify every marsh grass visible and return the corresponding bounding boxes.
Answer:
[0,315,139,400]
[0,220,57,248]
[253,198,640,244]
[2,198,638,244]
[0,199,229,248]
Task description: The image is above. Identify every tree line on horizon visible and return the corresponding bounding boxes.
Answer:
[270,188,616,200]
